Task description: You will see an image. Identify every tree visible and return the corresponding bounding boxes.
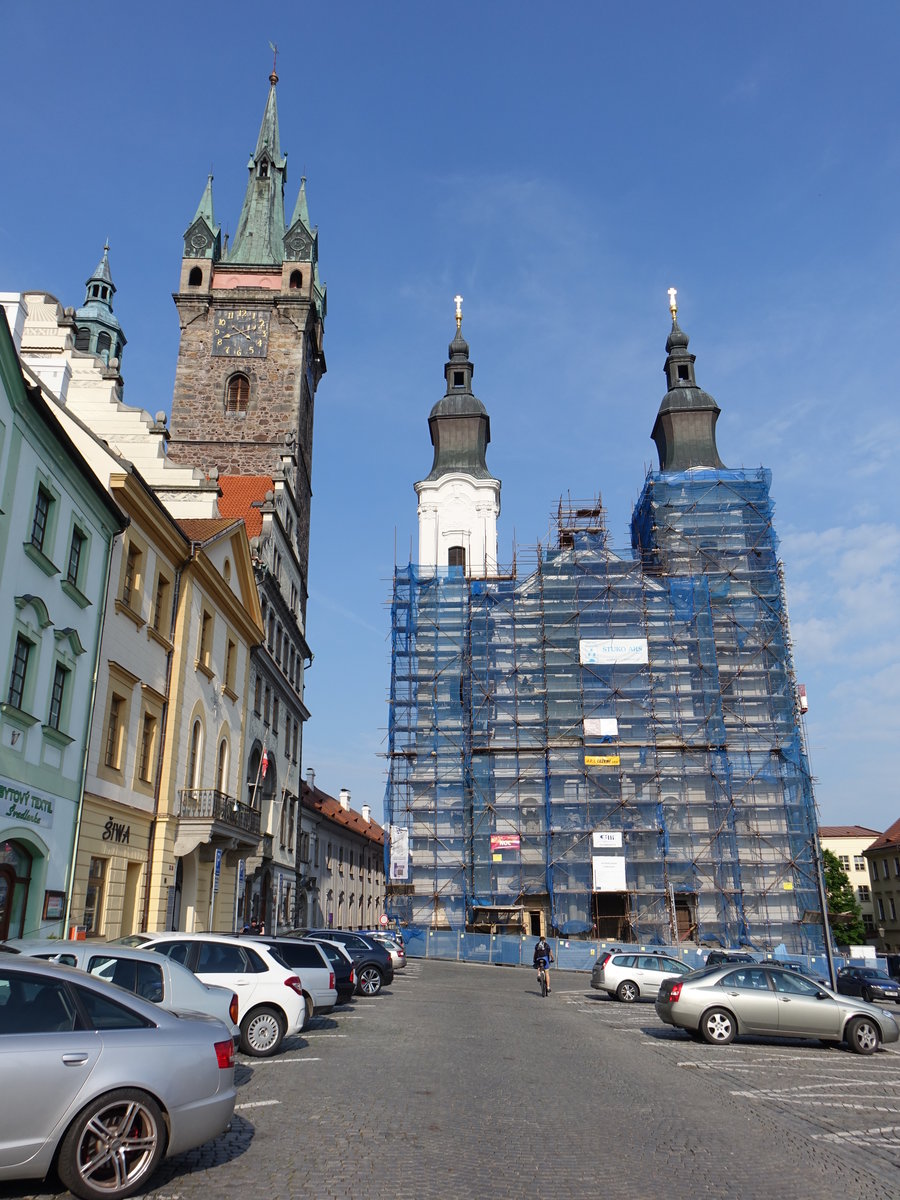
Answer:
[822,849,867,945]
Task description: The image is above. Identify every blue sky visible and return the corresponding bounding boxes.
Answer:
[3,3,899,829]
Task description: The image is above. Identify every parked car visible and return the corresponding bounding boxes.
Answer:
[361,932,406,969]
[591,950,693,1002]
[307,937,357,1004]
[289,929,394,995]
[836,966,900,1004]
[704,949,758,966]
[141,932,307,1056]
[0,956,235,1200]
[243,936,338,1017]
[7,938,240,1042]
[656,962,900,1054]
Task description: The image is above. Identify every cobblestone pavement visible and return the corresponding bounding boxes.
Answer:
[3,960,900,1200]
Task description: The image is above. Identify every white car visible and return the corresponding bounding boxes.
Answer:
[8,938,240,1043]
[365,933,406,969]
[590,949,693,1002]
[141,933,306,1056]
[247,936,338,1016]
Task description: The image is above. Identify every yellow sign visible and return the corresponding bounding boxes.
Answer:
[492,853,502,862]
[782,881,794,891]
[585,755,620,766]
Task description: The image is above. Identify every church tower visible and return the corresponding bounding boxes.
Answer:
[167,68,326,583]
[73,244,126,369]
[415,299,501,576]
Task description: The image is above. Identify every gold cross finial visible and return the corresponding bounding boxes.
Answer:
[454,294,463,331]
[668,286,678,322]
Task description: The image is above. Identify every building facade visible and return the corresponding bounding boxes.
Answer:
[0,302,125,941]
[385,300,823,953]
[298,771,385,931]
[819,825,881,940]
[864,818,900,954]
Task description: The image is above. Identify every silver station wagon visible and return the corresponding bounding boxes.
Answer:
[656,963,900,1054]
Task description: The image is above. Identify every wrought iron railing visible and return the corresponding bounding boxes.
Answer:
[178,788,261,836]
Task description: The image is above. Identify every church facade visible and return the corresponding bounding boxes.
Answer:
[384,299,822,954]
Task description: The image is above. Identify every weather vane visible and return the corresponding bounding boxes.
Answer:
[454,294,463,331]
[269,41,279,83]
[668,286,678,322]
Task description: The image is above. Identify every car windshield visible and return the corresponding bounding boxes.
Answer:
[861,971,894,983]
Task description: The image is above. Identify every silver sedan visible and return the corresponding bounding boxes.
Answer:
[0,957,236,1199]
[656,963,900,1054]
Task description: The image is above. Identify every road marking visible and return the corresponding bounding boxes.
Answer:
[306,1033,348,1038]
[236,1100,281,1110]
[253,1057,321,1064]
[813,1124,900,1143]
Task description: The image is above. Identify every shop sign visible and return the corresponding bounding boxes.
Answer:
[0,773,55,829]
[102,817,130,844]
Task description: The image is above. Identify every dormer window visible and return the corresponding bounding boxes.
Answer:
[453,371,465,388]
[259,160,269,179]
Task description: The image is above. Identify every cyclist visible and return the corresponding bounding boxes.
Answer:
[533,935,554,993]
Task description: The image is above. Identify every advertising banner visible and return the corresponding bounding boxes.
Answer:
[390,825,409,881]
[490,834,521,852]
[585,754,620,766]
[592,831,623,849]
[584,717,619,737]
[580,638,649,665]
[592,855,627,891]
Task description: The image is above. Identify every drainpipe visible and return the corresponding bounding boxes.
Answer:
[141,564,182,932]
[64,522,121,938]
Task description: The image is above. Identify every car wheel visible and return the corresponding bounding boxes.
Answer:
[57,1088,166,1200]
[302,992,314,1028]
[616,980,639,1003]
[861,987,873,1003]
[358,966,383,996]
[241,1005,286,1056]
[700,1007,736,1045]
[846,1016,880,1055]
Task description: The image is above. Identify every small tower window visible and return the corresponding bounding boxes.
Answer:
[290,270,302,289]
[677,364,690,381]
[97,331,112,359]
[453,371,465,388]
[92,284,100,297]
[101,287,109,301]
[74,327,91,351]
[448,546,466,571]
[225,373,251,413]
[259,160,269,179]
[188,266,203,286]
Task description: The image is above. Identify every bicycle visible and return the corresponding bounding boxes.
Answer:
[536,959,550,997]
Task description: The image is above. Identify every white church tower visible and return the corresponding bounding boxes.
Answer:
[415,298,500,576]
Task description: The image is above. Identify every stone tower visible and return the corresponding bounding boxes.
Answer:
[167,69,326,585]
[415,303,501,577]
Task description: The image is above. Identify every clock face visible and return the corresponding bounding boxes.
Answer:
[212,308,270,358]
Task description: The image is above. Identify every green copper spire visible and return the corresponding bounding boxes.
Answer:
[289,177,310,229]
[284,176,316,263]
[74,243,126,369]
[228,71,287,265]
[183,174,221,260]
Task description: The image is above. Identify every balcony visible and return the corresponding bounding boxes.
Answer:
[174,788,261,857]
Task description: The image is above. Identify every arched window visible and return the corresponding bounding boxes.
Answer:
[188,266,203,286]
[74,327,91,351]
[188,720,202,788]
[225,373,250,413]
[448,546,466,572]
[289,270,302,289]
[216,738,228,792]
[259,160,269,179]
[97,331,112,359]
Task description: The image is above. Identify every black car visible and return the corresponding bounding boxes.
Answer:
[836,966,900,1004]
[288,929,394,996]
[704,950,757,966]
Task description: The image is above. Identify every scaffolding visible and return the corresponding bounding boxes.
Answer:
[385,467,822,954]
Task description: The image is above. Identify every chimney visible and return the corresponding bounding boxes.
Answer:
[339,788,351,810]
[306,768,315,792]
[362,804,371,823]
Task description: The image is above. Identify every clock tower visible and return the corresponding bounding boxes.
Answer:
[167,69,326,584]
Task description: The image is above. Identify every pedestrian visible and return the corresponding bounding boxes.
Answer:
[533,934,554,992]
[249,918,260,934]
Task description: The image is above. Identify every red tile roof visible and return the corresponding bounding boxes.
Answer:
[218,475,274,539]
[864,817,900,853]
[819,826,882,839]
[301,782,384,846]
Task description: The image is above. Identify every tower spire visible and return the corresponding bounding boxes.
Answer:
[74,243,126,369]
[651,292,725,472]
[228,71,287,265]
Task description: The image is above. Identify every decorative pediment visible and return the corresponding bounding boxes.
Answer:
[54,627,86,656]
[183,217,220,261]
[283,221,314,263]
[14,594,52,629]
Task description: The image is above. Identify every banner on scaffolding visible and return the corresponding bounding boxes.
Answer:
[584,717,618,737]
[389,825,409,881]
[490,834,521,853]
[580,638,648,665]
[592,831,623,849]
[592,855,627,891]
[586,754,620,766]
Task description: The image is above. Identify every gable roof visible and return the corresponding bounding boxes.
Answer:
[819,825,882,839]
[301,781,384,846]
[177,516,243,545]
[218,475,273,539]
[864,818,900,853]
